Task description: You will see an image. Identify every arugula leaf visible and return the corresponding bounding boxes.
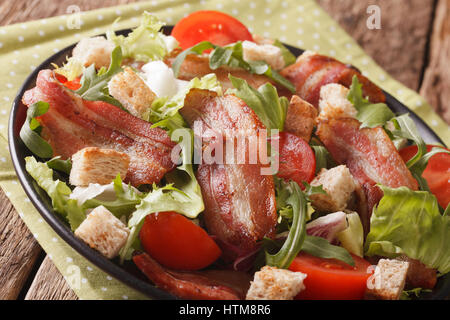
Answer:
[347,75,395,128]
[365,185,450,274]
[227,75,289,131]
[172,41,296,93]
[400,288,432,300]
[46,156,72,174]
[25,156,86,230]
[20,101,53,159]
[265,179,307,269]
[302,235,354,266]
[74,46,123,108]
[107,12,171,62]
[273,39,296,67]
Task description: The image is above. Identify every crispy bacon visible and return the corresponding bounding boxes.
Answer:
[165,54,292,96]
[180,89,278,258]
[133,253,251,300]
[316,118,418,233]
[22,69,176,186]
[280,52,386,107]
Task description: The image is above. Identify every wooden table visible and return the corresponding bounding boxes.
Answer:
[0,0,448,300]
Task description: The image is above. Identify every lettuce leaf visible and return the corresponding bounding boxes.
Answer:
[52,57,84,81]
[273,39,296,67]
[25,156,86,230]
[347,75,395,128]
[107,12,169,62]
[365,185,450,274]
[227,75,289,131]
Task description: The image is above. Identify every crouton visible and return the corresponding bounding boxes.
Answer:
[75,205,129,259]
[72,36,115,69]
[246,266,307,300]
[108,67,156,119]
[242,40,285,70]
[366,259,410,300]
[252,34,275,45]
[284,95,318,142]
[396,255,437,289]
[309,165,356,212]
[318,83,357,121]
[69,147,130,187]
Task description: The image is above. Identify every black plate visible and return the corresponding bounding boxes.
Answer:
[8,26,449,300]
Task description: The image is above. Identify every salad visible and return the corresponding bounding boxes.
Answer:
[19,10,450,300]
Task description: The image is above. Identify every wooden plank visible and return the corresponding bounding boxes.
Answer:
[24,256,78,300]
[420,0,450,124]
[317,0,435,91]
[0,188,42,300]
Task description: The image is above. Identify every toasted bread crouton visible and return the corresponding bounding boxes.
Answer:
[284,95,318,142]
[242,40,285,70]
[318,83,357,121]
[246,266,307,300]
[72,36,115,69]
[252,34,275,45]
[366,259,410,300]
[309,165,356,212]
[108,67,156,118]
[75,206,129,258]
[69,147,130,187]
[396,255,437,289]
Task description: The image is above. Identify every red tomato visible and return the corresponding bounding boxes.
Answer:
[275,132,316,188]
[399,145,450,208]
[289,252,373,300]
[54,74,81,90]
[139,211,222,271]
[171,10,254,50]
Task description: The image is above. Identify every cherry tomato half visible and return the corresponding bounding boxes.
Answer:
[399,145,450,208]
[171,10,254,50]
[55,73,81,90]
[289,252,373,300]
[275,132,316,188]
[139,211,222,271]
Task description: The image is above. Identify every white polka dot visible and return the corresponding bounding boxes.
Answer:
[6,83,12,89]
[94,28,100,33]
[362,71,370,77]
[86,266,93,271]
[280,24,287,31]
[313,9,321,16]
[3,96,10,101]
[9,71,16,76]
[59,25,65,31]
[263,31,271,37]
[115,9,122,15]
[41,19,47,24]
[313,33,320,39]
[0,42,3,48]
[32,53,39,59]
[329,38,336,44]
[297,17,304,23]
[34,44,41,49]
[97,14,103,21]
[415,100,423,107]
[6,191,11,197]
[12,59,18,64]
[248,14,255,21]
[81,278,87,283]
[282,1,288,8]
[296,28,304,35]
[280,36,287,42]
[14,50,19,55]
[183,3,190,8]
[329,26,336,32]
[101,287,107,291]
[53,48,59,53]
[24,198,30,203]
[74,33,81,38]
[38,30,45,36]
[0,30,6,34]
[106,276,113,281]
[345,43,352,49]
[397,89,404,96]
[52,237,58,242]
[346,54,353,61]
[314,21,321,28]
[12,181,17,185]
[133,5,140,10]
[38,218,43,223]
[30,65,36,70]
[232,9,239,16]
[264,20,271,27]
[33,233,38,239]
[313,45,320,51]
[250,2,256,9]
[329,50,336,57]
[122,295,129,300]
[265,8,272,14]
[296,40,304,47]
[48,254,53,260]
[281,13,287,19]
[431,119,438,126]
[66,257,73,263]
[54,39,61,43]
[216,3,223,9]
[18,36,24,42]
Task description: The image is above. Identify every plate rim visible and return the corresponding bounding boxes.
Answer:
[7,27,449,300]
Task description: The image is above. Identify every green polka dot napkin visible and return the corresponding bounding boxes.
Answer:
[0,0,448,300]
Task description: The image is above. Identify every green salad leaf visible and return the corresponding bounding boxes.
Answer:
[74,46,123,108]
[107,12,170,62]
[273,39,296,67]
[336,212,364,257]
[20,101,53,159]
[347,75,395,128]
[365,185,450,274]
[227,75,289,131]
[302,235,354,266]
[46,156,72,174]
[25,156,86,230]
[171,41,296,93]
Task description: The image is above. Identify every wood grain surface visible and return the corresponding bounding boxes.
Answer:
[0,0,447,300]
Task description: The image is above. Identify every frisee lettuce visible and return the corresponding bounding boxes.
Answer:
[52,56,84,81]
[107,12,170,62]
[365,185,450,274]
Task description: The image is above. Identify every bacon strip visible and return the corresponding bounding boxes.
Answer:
[180,89,278,259]
[316,118,418,233]
[133,253,251,300]
[165,54,292,96]
[22,69,176,186]
[280,52,386,107]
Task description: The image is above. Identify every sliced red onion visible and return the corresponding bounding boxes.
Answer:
[306,211,348,243]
